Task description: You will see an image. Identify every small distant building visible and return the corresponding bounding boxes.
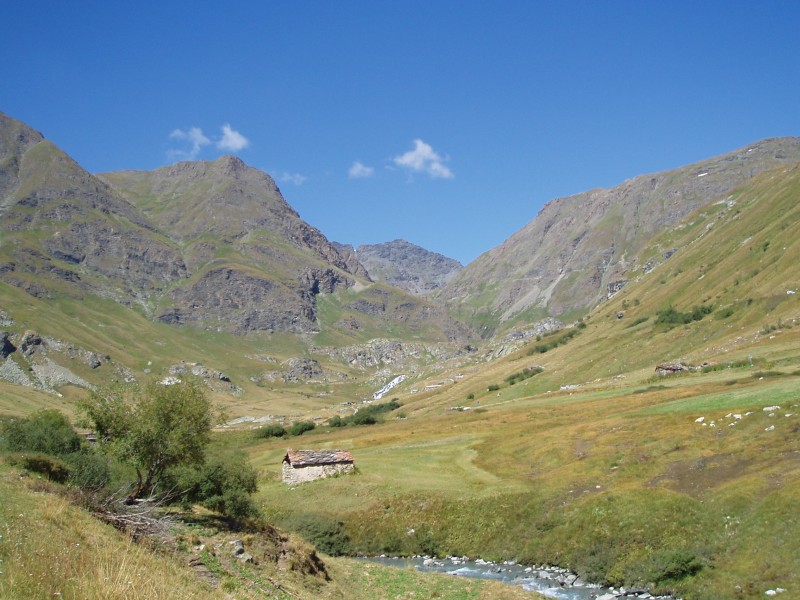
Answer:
[282,449,355,485]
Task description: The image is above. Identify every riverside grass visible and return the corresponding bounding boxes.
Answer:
[251,366,800,600]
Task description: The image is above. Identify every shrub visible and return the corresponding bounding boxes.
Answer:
[645,548,704,585]
[506,367,543,385]
[172,452,259,520]
[487,384,500,392]
[1,409,81,456]
[655,305,712,326]
[326,400,402,428]
[254,424,287,439]
[527,327,582,355]
[65,450,111,490]
[289,420,316,436]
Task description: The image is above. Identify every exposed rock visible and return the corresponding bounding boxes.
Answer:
[159,267,318,334]
[0,355,34,387]
[606,279,628,298]
[655,362,693,376]
[168,362,241,394]
[229,539,254,564]
[354,239,463,295]
[0,309,13,327]
[18,331,42,356]
[282,357,324,383]
[0,332,15,358]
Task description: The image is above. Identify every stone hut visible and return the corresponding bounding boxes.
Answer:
[282,449,355,485]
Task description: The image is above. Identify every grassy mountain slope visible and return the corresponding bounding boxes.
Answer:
[441,137,800,336]
[251,165,800,599]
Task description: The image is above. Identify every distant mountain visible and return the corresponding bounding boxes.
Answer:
[439,137,800,335]
[335,240,462,296]
[0,112,187,304]
[0,112,466,341]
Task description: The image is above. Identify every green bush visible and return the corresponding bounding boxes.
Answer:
[527,327,582,355]
[288,420,316,436]
[487,384,500,392]
[65,450,112,490]
[1,409,81,456]
[170,452,259,520]
[326,400,402,428]
[505,367,543,385]
[655,305,712,326]
[254,424,287,439]
[644,548,704,585]
[716,306,735,319]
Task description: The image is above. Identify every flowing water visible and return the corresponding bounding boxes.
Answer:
[361,555,618,599]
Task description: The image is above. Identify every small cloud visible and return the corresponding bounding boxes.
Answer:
[393,139,453,179]
[278,172,308,186]
[348,161,375,179]
[167,123,249,161]
[168,126,211,160]
[217,123,249,152]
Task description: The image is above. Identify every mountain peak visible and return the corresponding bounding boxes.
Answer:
[355,239,462,295]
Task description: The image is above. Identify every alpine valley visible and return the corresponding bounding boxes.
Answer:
[2,111,800,600]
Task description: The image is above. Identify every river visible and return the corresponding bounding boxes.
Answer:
[361,555,644,599]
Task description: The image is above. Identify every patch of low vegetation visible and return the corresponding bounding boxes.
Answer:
[625,315,649,328]
[252,423,288,439]
[655,304,713,326]
[701,359,753,373]
[527,324,584,354]
[328,399,401,427]
[288,420,317,436]
[505,366,544,385]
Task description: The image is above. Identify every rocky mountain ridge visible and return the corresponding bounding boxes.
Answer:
[339,239,463,296]
[0,112,457,340]
[440,137,800,334]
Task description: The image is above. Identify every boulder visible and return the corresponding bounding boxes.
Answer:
[18,331,42,356]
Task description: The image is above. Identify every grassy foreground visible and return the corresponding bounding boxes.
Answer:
[0,463,540,599]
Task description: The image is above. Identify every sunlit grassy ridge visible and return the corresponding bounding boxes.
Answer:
[3,162,800,599]
[248,166,800,599]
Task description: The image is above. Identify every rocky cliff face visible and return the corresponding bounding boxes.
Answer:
[349,239,463,296]
[0,112,468,341]
[440,137,800,332]
[0,112,188,305]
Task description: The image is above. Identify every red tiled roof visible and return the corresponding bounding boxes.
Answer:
[283,449,354,467]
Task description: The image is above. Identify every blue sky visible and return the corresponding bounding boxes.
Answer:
[3,2,799,265]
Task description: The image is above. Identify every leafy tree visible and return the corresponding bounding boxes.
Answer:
[80,379,215,501]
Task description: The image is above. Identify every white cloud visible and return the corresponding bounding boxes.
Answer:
[167,123,249,161]
[217,123,250,152]
[348,161,375,179]
[168,126,211,160]
[278,172,308,186]
[393,139,453,179]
